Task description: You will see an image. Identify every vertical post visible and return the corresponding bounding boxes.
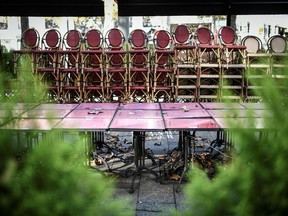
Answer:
[103,0,118,35]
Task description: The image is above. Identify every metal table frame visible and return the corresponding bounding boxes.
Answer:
[0,102,273,193]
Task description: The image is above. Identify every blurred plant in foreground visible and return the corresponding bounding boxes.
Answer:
[175,62,288,216]
[0,58,133,216]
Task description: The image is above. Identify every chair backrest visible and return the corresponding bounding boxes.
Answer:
[41,29,62,50]
[153,30,173,50]
[218,26,237,45]
[172,24,192,45]
[128,29,149,67]
[21,28,40,50]
[194,27,214,45]
[128,29,149,49]
[105,28,125,50]
[84,29,103,50]
[267,35,287,53]
[241,35,262,53]
[62,29,82,50]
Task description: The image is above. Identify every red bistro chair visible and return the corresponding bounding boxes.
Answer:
[128,29,151,102]
[194,26,221,101]
[57,29,82,103]
[13,28,40,99]
[104,28,128,102]
[218,26,247,65]
[172,25,199,102]
[152,30,175,102]
[22,28,40,50]
[34,29,62,102]
[13,28,40,75]
[172,24,196,65]
[218,26,246,101]
[81,29,105,102]
[195,26,220,65]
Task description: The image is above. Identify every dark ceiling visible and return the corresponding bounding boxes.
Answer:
[1,1,288,17]
[0,1,105,16]
[118,0,288,16]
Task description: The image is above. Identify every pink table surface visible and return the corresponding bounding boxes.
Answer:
[20,109,72,119]
[0,118,60,131]
[160,102,202,110]
[240,103,269,110]
[33,103,79,110]
[0,103,38,110]
[207,109,259,118]
[54,118,112,130]
[109,117,165,131]
[253,110,274,118]
[65,109,116,118]
[164,118,220,130]
[213,117,268,129]
[75,103,119,110]
[115,110,162,119]
[200,102,246,110]
[162,109,211,118]
[119,103,160,110]
[0,109,26,118]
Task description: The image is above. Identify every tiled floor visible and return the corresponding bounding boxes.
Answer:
[91,130,218,216]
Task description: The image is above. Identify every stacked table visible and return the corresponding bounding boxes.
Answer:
[0,102,274,192]
[1,102,271,134]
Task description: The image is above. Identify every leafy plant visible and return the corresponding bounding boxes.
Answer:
[175,61,288,215]
[0,58,134,216]
[0,45,14,76]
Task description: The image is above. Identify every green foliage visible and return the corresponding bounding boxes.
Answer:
[0,45,14,100]
[11,58,47,103]
[1,55,55,103]
[0,45,14,75]
[0,59,134,216]
[1,137,133,216]
[175,62,288,215]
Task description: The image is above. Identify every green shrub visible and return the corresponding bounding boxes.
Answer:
[175,64,288,216]
[0,136,133,216]
[0,59,134,216]
[0,45,14,76]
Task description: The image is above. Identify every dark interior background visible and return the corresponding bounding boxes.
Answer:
[1,1,288,16]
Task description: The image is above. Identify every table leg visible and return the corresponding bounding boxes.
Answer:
[178,134,191,184]
[129,131,159,194]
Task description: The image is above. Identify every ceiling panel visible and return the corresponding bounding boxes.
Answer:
[0,1,105,16]
[1,1,287,16]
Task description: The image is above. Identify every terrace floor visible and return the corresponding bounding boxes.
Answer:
[90,130,219,216]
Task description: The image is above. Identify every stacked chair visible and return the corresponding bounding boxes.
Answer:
[241,35,268,101]
[104,28,128,102]
[194,26,221,101]
[81,29,105,102]
[13,28,40,75]
[12,26,288,103]
[218,26,247,101]
[57,29,82,103]
[172,24,197,101]
[243,34,288,101]
[172,24,196,64]
[267,35,288,96]
[34,29,62,102]
[152,30,175,102]
[13,28,40,99]
[127,29,151,102]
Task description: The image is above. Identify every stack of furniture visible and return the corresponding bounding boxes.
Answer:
[12,26,287,103]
